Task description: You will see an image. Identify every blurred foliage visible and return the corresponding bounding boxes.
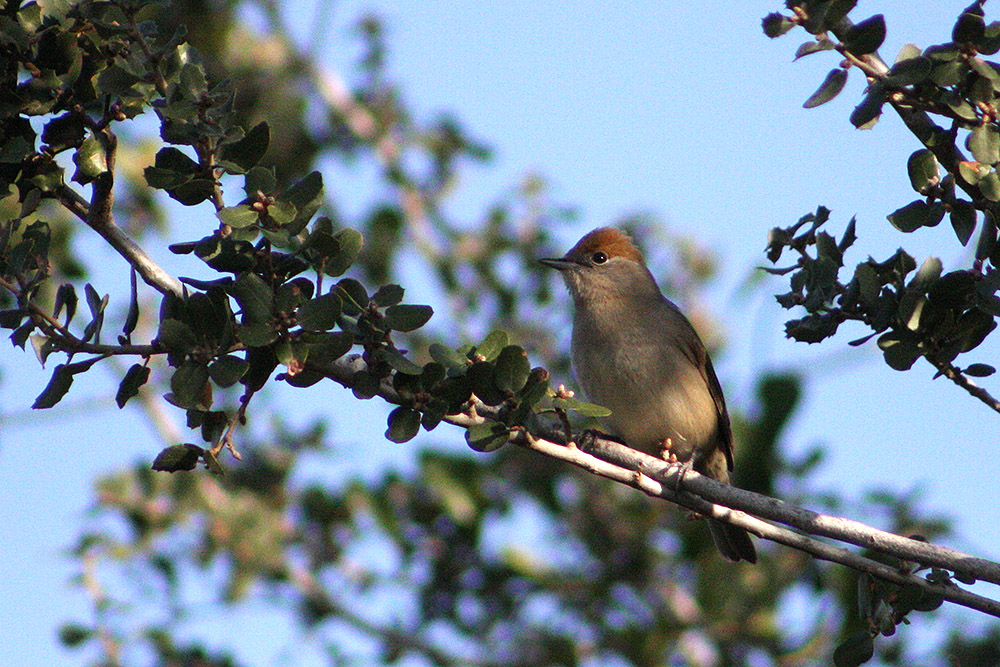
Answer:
[0,0,997,666]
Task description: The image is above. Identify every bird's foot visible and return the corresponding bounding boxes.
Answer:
[657,437,676,461]
[658,438,692,492]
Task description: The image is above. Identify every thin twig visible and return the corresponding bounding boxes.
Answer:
[931,358,1000,414]
[0,276,160,356]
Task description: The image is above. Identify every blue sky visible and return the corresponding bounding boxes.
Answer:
[2,1,998,665]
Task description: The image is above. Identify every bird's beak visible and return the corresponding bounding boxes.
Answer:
[539,257,573,271]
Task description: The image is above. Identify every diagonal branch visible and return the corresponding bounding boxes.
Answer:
[511,429,1000,618]
[309,354,1000,619]
[56,176,184,299]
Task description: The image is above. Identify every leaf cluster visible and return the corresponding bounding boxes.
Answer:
[763,1,1000,405]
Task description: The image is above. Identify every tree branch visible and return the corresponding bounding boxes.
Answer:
[56,175,184,300]
[309,354,1000,619]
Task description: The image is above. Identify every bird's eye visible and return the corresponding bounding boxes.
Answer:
[591,251,608,265]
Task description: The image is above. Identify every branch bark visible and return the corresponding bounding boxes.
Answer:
[56,178,184,299]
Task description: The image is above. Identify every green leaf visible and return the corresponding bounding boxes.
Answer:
[843,15,886,55]
[297,291,342,331]
[218,121,269,174]
[959,160,991,184]
[217,204,260,229]
[981,171,1000,201]
[302,330,354,362]
[983,21,1000,55]
[144,147,199,188]
[509,367,551,424]
[95,63,141,96]
[803,68,848,108]
[909,256,942,291]
[931,59,964,87]
[335,278,369,314]
[202,448,225,475]
[123,268,139,337]
[52,283,79,325]
[466,422,509,452]
[467,361,506,406]
[115,363,150,408]
[761,12,794,38]
[169,361,210,409]
[383,304,433,332]
[833,631,875,667]
[193,236,256,273]
[474,330,509,361]
[378,346,423,375]
[0,309,25,329]
[494,345,530,393]
[82,283,108,345]
[167,178,216,206]
[946,98,978,122]
[244,166,276,199]
[385,406,421,443]
[372,284,404,307]
[850,90,884,129]
[954,12,986,46]
[72,133,107,184]
[41,112,85,153]
[229,273,274,323]
[794,38,835,60]
[275,340,309,372]
[267,199,298,227]
[950,201,977,246]
[878,332,922,371]
[208,355,250,387]
[429,343,469,371]
[906,149,939,193]
[279,171,324,234]
[969,57,1000,84]
[156,318,197,354]
[894,43,922,63]
[977,214,998,260]
[886,56,931,86]
[552,396,612,418]
[969,125,1000,165]
[32,364,76,409]
[784,313,841,343]
[151,444,203,472]
[887,200,944,232]
[321,228,364,277]
[239,321,278,347]
[965,363,996,377]
[275,278,313,313]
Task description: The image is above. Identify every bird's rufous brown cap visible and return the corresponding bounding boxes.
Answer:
[568,227,644,264]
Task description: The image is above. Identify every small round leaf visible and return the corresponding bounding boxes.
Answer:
[386,406,421,443]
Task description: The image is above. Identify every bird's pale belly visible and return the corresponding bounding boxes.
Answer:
[574,344,718,463]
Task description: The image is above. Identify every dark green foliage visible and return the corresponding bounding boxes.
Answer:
[765,2,1000,397]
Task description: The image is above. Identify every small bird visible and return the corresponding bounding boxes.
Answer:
[540,227,756,563]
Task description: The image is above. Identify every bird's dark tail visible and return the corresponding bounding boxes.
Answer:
[709,519,757,563]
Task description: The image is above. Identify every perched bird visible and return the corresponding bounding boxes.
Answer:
[540,227,756,563]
